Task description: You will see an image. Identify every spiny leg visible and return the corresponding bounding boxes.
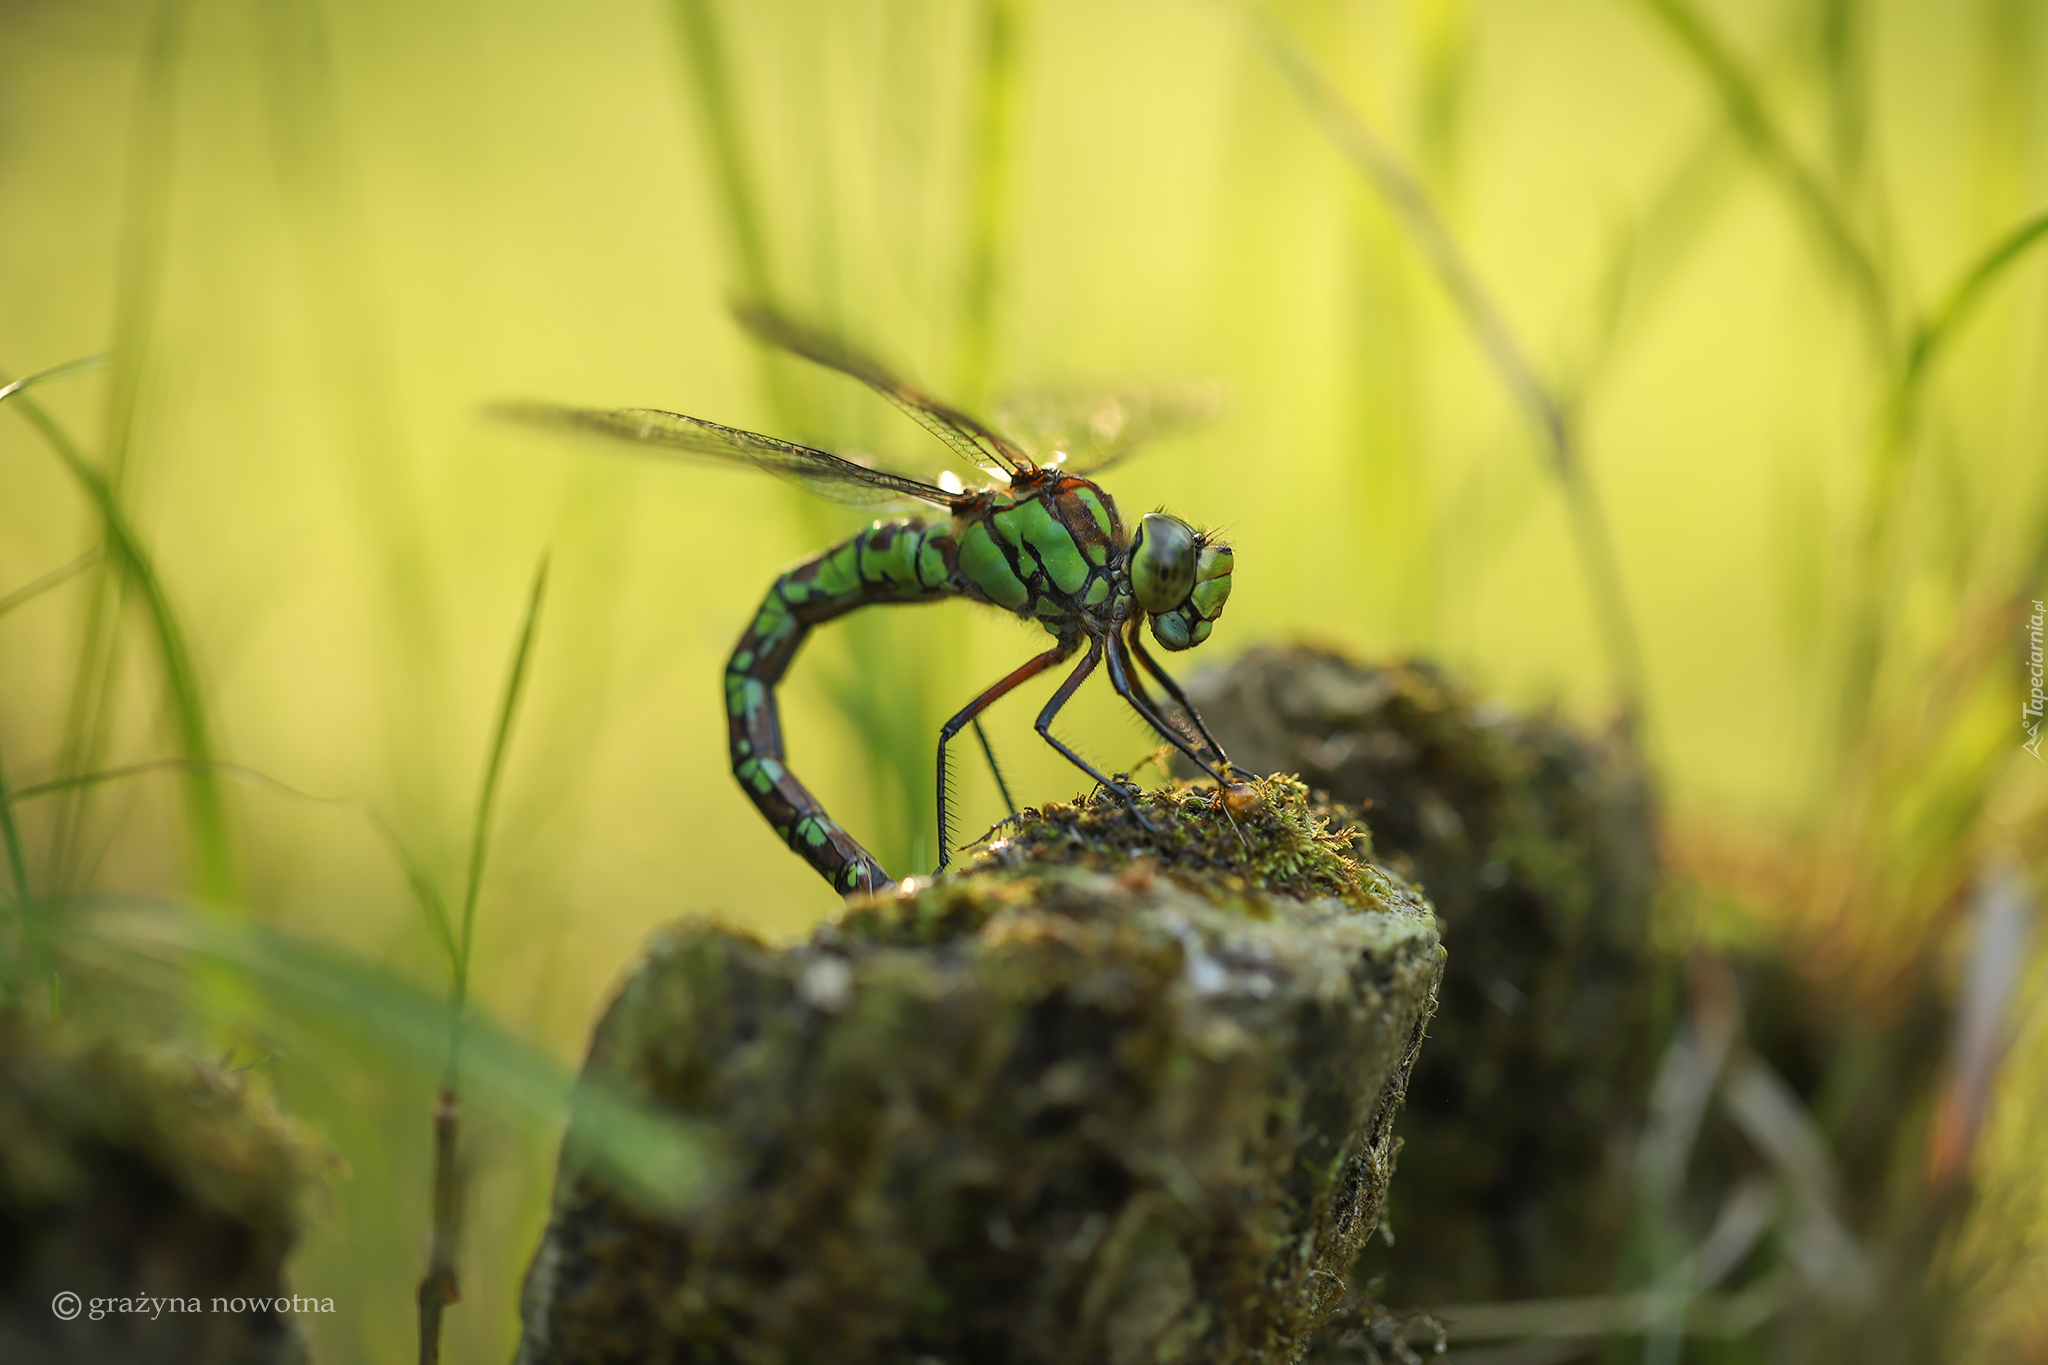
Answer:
[971,718,1019,817]
[935,639,1076,873]
[1125,619,1254,780]
[1033,637,1156,830]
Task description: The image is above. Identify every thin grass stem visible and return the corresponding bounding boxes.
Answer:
[5,755,461,976]
[0,552,104,622]
[0,360,110,942]
[419,553,549,1365]
[51,0,192,905]
[1894,208,2048,432]
[957,0,1024,407]
[670,0,774,304]
[2,378,232,901]
[0,748,31,913]
[1836,208,2048,756]
[1631,0,1891,354]
[1243,6,1654,757]
[254,0,448,785]
[103,0,188,488]
[454,555,549,1013]
[0,740,43,1009]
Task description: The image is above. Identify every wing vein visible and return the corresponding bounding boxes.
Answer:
[493,402,961,508]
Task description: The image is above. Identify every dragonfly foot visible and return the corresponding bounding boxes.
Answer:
[1096,774,1161,835]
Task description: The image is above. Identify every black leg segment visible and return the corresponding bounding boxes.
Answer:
[1107,636,1226,780]
[1033,637,1153,828]
[1125,620,1252,779]
[934,637,1076,873]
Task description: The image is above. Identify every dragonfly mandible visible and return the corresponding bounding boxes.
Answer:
[498,307,1243,896]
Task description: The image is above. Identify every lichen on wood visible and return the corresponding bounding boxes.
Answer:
[517,776,1444,1365]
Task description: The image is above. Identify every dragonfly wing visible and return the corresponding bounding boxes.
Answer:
[995,381,1223,477]
[735,304,1036,477]
[494,403,960,508]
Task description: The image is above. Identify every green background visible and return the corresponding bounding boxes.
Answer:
[2,0,2044,1359]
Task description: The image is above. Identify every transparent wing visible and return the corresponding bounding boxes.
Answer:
[494,402,960,508]
[735,304,1035,477]
[995,381,1223,477]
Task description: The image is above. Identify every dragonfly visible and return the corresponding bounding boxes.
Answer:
[498,306,1244,896]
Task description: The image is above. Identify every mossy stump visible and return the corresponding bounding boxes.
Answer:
[517,778,1443,1365]
[0,1016,312,1365]
[1180,647,1660,1312]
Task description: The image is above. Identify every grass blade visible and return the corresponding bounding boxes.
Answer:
[47,0,193,907]
[0,485,101,995]
[68,903,721,1212]
[670,0,774,303]
[0,740,42,1009]
[1630,0,1890,352]
[0,552,104,622]
[455,554,549,1009]
[103,0,189,488]
[1241,4,1655,756]
[668,4,957,879]
[0,354,110,405]
[1,379,233,901]
[956,0,1025,407]
[1837,208,2048,754]
[1896,209,2048,430]
[421,553,548,1364]
[38,778,710,1210]
[4,755,461,988]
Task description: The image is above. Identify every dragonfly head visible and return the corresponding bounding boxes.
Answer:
[1128,512,1233,651]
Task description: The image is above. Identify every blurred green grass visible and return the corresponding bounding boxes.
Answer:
[3,0,2046,1360]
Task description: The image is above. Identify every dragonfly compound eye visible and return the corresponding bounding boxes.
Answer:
[1146,542,1232,652]
[1130,513,1198,615]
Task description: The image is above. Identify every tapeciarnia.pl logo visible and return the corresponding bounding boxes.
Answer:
[2025,599,2044,762]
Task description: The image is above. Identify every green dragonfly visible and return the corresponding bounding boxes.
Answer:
[500,307,1242,896]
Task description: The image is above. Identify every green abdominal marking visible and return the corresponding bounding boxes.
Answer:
[725,518,959,896]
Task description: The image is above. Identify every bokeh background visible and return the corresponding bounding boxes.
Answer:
[2,0,2045,1359]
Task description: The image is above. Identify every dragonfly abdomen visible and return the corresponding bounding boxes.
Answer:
[725,518,960,895]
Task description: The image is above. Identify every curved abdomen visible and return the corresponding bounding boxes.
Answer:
[724,518,958,895]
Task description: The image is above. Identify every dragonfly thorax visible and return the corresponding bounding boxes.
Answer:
[952,474,1130,628]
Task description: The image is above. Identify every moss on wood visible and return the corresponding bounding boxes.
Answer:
[0,1015,315,1365]
[1180,647,1662,1309]
[517,777,1444,1365]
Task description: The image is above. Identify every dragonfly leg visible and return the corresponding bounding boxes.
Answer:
[971,719,1019,818]
[1033,637,1157,831]
[935,639,1076,873]
[1125,621,1254,781]
[1106,634,1227,781]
